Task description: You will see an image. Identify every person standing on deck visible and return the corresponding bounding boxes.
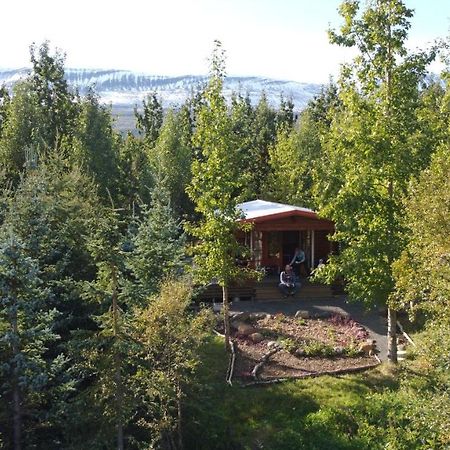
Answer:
[290,247,309,278]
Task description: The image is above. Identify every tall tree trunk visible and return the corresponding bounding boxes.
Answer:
[11,282,22,450]
[222,285,231,351]
[12,383,21,450]
[386,171,398,365]
[387,307,398,363]
[111,265,124,450]
[176,380,183,450]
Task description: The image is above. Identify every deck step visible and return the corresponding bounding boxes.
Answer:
[257,290,335,298]
[195,279,334,302]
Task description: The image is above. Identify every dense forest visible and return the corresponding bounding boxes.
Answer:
[1,0,449,449]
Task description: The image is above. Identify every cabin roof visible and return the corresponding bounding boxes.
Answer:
[237,199,318,221]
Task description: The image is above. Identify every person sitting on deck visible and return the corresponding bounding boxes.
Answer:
[278,264,299,297]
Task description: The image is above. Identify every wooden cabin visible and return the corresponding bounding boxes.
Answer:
[197,200,337,302]
[236,200,335,274]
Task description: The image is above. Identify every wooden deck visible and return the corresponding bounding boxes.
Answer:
[196,276,336,302]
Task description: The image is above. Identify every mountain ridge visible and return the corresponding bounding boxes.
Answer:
[0,67,322,131]
[0,67,321,108]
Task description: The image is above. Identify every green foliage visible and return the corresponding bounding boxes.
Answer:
[248,92,277,198]
[276,94,295,130]
[135,91,163,147]
[0,232,66,449]
[394,145,450,319]
[28,41,78,148]
[0,81,44,178]
[278,337,297,354]
[71,89,121,201]
[0,43,78,181]
[129,280,213,448]
[265,125,309,206]
[149,109,193,217]
[390,142,450,447]
[187,41,246,288]
[127,179,186,301]
[1,30,448,449]
[308,81,342,128]
[266,83,341,209]
[0,84,10,138]
[117,133,153,209]
[303,341,336,357]
[350,338,450,449]
[67,203,135,449]
[315,0,437,309]
[2,155,101,332]
[229,92,256,200]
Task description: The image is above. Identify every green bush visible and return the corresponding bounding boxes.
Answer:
[278,337,298,354]
[303,341,335,357]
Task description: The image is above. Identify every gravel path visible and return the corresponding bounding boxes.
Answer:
[230,296,388,361]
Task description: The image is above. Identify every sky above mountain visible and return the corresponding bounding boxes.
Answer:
[2,0,449,83]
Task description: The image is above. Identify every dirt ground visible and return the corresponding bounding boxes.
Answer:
[231,314,378,380]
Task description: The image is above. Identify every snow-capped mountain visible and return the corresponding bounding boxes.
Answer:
[0,68,322,131]
[0,67,321,109]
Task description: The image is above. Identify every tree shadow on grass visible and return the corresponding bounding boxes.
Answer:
[183,336,320,449]
[184,335,399,450]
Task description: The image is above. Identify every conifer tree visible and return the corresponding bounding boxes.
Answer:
[0,233,60,450]
[248,92,277,198]
[0,82,44,180]
[0,154,104,445]
[74,206,131,450]
[135,92,163,147]
[28,42,78,148]
[230,92,255,200]
[128,174,186,302]
[149,109,193,217]
[0,43,78,181]
[0,85,10,138]
[276,94,295,130]
[118,132,153,209]
[71,89,121,201]
[265,125,309,206]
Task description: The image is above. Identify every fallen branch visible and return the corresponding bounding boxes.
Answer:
[242,361,381,387]
[213,329,225,338]
[251,348,280,380]
[243,377,288,386]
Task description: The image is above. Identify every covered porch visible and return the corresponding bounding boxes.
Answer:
[237,200,336,274]
[196,200,338,303]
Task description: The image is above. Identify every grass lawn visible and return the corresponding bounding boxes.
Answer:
[183,335,399,450]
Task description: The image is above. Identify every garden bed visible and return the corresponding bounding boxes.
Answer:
[227,312,378,382]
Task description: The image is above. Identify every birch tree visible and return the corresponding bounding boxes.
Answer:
[187,41,247,350]
[317,0,437,362]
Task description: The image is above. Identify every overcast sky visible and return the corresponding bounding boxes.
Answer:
[1,0,449,83]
